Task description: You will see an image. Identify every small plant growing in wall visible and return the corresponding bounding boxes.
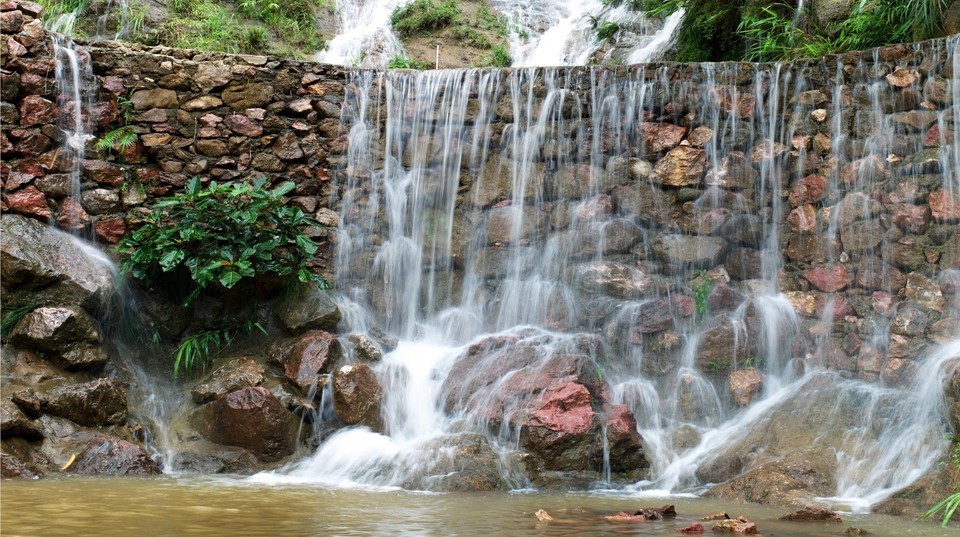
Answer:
[95,91,138,156]
[691,269,713,322]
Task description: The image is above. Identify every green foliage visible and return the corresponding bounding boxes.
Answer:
[94,125,138,152]
[34,0,88,20]
[596,21,621,42]
[390,0,460,37]
[388,54,433,69]
[692,269,713,319]
[116,2,147,41]
[117,177,329,307]
[172,318,266,377]
[0,301,41,340]
[452,25,492,49]
[706,359,729,372]
[739,3,833,62]
[922,438,960,526]
[487,44,512,67]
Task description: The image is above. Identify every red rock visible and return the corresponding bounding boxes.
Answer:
[11,130,51,157]
[201,387,296,462]
[815,294,853,318]
[651,146,706,187]
[604,512,646,523]
[638,122,687,154]
[223,114,263,137]
[6,35,27,58]
[924,124,949,147]
[94,217,126,243]
[871,291,896,316]
[2,185,50,219]
[680,523,705,533]
[803,265,853,293]
[788,174,826,206]
[273,330,342,392]
[603,405,647,471]
[711,86,756,118]
[576,194,613,221]
[18,95,58,127]
[69,436,162,476]
[891,204,930,234]
[332,363,383,430]
[82,160,125,187]
[526,383,595,435]
[99,76,126,96]
[930,189,960,222]
[729,368,763,406]
[713,517,757,534]
[56,196,89,232]
[788,204,818,233]
[38,148,75,172]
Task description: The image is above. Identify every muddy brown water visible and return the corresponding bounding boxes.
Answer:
[1,477,954,536]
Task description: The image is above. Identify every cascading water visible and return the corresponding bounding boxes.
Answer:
[316,0,414,67]
[259,34,960,513]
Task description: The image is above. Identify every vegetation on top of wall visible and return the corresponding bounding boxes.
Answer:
[390,0,461,37]
[117,177,328,308]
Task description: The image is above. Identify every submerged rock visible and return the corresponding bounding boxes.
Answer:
[778,506,842,522]
[68,436,162,476]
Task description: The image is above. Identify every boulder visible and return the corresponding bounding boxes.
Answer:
[9,306,101,353]
[130,89,178,110]
[191,357,265,404]
[42,378,127,427]
[1,215,115,311]
[705,152,758,191]
[705,458,833,507]
[652,234,726,267]
[272,282,341,332]
[729,368,764,406]
[2,185,51,219]
[348,333,383,362]
[778,506,842,522]
[603,405,647,472]
[201,387,296,462]
[0,452,38,479]
[572,260,658,299]
[332,364,383,430]
[650,146,706,187]
[401,433,506,491]
[68,436,162,476]
[802,265,853,293]
[0,399,43,439]
[520,382,598,471]
[272,331,342,392]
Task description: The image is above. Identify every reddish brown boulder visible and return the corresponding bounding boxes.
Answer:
[201,387,296,462]
[930,189,960,222]
[803,265,853,293]
[788,204,818,233]
[651,146,706,187]
[3,185,50,219]
[332,363,383,430]
[788,174,826,206]
[638,122,687,154]
[18,95,58,127]
[94,217,126,243]
[778,506,841,522]
[223,114,263,137]
[520,383,597,471]
[603,405,647,472]
[56,197,89,232]
[43,378,127,427]
[11,129,51,157]
[82,160,124,187]
[680,523,705,533]
[69,436,162,476]
[0,452,38,479]
[729,368,764,406]
[273,330,342,392]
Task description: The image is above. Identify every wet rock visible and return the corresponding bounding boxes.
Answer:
[332,363,383,430]
[611,183,676,227]
[94,218,127,244]
[42,378,127,427]
[788,174,826,206]
[222,82,273,110]
[840,220,884,252]
[802,265,853,293]
[273,330,342,392]
[402,433,505,491]
[485,206,545,245]
[836,192,881,227]
[696,318,748,372]
[201,387,296,462]
[2,185,51,219]
[68,436,162,476]
[889,110,938,132]
[680,522,705,533]
[1,399,43,439]
[729,368,763,406]
[705,152,758,191]
[719,214,761,248]
[348,333,383,362]
[778,506,842,522]
[930,189,960,222]
[58,345,109,371]
[572,260,657,299]
[706,458,832,507]
[604,512,646,523]
[712,517,757,534]
[652,234,726,267]
[886,66,918,88]
[80,188,120,215]
[603,405,647,472]
[638,122,687,155]
[632,298,674,334]
[9,306,100,353]
[191,357,265,404]
[18,95,58,127]
[787,204,818,233]
[223,114,262,137]
[891,304,931,336]
[905,272,946,312]
[56,197,89,232]
[650,146,706,187]
[130,88,178,110]
[273,131,304,161]
[272,282,341,332]
[520,382,598,471]
[1,452,38,479]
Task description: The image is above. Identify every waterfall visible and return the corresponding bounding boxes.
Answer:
[316,0,414,67]
[255,34,960,511]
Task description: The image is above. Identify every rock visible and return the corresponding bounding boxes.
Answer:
[751,140,788,164]
[272,282,341,332]
[840,220,884,252]
[705,152,757,190]
[680,523,705,533]
[603,405,647,472]
[485,206,545,245]
[130,89,178,110]
[778,506,842,522]
[94,218,127,244]
[802,265,853,293]
[1,399,43,439]
[706,458,831,507]
[18,95,58,127]
[182,95,223,111]
[632,298,675,334]
[332,363,383,430]
[191,357,265,404]
[611,183,676,227]
[223,114,263,137]
[696,318,748,371]
[788,174,826,206]
[719,214,761,247]
[891,304,931,336]
[273,330,342,392]
[0,452,38,479]
[222,82,274,110]
[889,110,938,132]
[652,234,726,267]
[572,260,657,299]
[788,204,818,233]
[68,436,162,476]
[712,517,758,534]
[836,192,881,227]
[520,382,597,471]
[638,122,687,154]
[2,185,51,219]
[604,512,646,523]
[56,197,89,232]
[905,272,946,312]
[729,368,763,406]
[402,433,505,491]
[930,189,960,222]
[886,66,918,88]
[194,62,233,91]
[650,146,706,187]
[9,306,100,353]
[80,188,120,215]
[201,387,296,462]
[43,378,127,427]
[348,333,383,362]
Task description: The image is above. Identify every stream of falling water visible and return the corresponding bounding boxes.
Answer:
[254,35,960,513]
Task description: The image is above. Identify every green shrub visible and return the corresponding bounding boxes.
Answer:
[487,44,512,67]
[172,318,265,377]
[390,0,460,37]
[117,177,328,307]
[596,21,621,42]
[1,301,41,340]
[387,54,433,69]
[922,439,960,526]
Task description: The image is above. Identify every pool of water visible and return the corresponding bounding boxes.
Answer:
[1,477,951,536]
